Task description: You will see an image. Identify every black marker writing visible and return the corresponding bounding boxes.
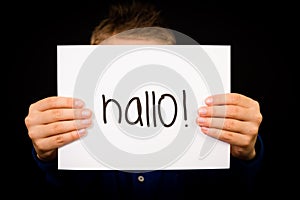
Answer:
[102,90,187,128]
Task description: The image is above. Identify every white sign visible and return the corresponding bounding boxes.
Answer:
[57,45,230,171]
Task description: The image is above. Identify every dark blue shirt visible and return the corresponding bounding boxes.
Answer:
[32,135,264,199]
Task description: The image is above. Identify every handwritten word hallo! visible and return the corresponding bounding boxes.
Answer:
[102,90,188,127]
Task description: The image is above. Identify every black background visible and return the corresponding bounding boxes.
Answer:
[8,0,294,197]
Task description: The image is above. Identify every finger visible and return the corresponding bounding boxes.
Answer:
[205,93,258,108]
[198,105,252,121]
[197,117,250,134]
[31,108,93,125]
[35,129,88,151]
[29,96,85,112]
[29,119,92,139]
[200,127,249,146]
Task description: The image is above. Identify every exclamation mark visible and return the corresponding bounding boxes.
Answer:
[183,90,188,127]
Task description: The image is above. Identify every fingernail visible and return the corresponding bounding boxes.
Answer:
[74,99,84,108]
[205,97,213,104]
[81,119,92,125]
[198,107,207,114]
[197,117,205,123]
[77,129,86,136]
[201,127,208,132]
[82,109,92,117]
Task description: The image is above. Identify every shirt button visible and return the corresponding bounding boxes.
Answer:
[138,175,144,182]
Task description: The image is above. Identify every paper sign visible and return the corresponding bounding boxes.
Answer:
[57,45,230,171]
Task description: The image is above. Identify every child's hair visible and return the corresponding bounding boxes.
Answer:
[90,1,175,45]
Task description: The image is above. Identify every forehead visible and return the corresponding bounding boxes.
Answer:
[100,37,169,45]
